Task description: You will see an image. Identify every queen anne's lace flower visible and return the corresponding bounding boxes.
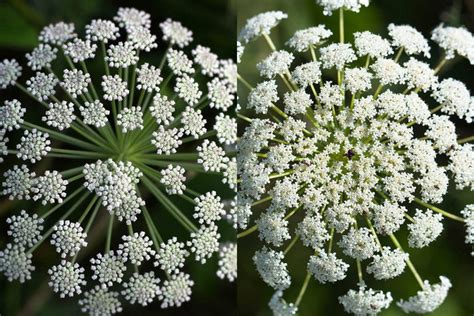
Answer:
[0,59,22,89]
[217,243,237,282]
[431,24,474,64]
[239,4,471,313]
[79,286,123,316]
[6,210,44,247]
[154,237,189,274]
[32,170,68,204]
[48,260,86,298]
[158,272,194,308]
[0,99,25,131]
[16,129,51,163]
[43,101,76,130]
[63,39,97,63]
[397,276,452,313]
[26,44,58,70]
[160,18,193,48]
[90,251,126,287]
[339,284,393,315]
[269,290,298,316]
[122,272,161,306]
[118,231,156,265]
[80,100,109,127]
[1,7,235,314]
[187,224,220,263]
[0,243,35,282]
[50,220,87,257]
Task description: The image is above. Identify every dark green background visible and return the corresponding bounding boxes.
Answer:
[0,0,237,315]
[237,0,474,315]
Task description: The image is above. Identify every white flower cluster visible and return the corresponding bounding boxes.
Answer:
[0,5,236,315]
[239,3,474,314]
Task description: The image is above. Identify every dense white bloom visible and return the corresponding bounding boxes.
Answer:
[339,284,393,315]
[408,209,443,248]
[207,77,234,111]
[117,106,143,132]
[160,164,186,194]
[192,45,219,76]
[432,78,471,120]
[354,31,392,58]
[6,210,43,247]
[180,106,206,138]
[128,26,158,52]
[258,50,294,78]
[32,170,68,204]
[257,211,290,247]
[0,243,34,282]
[150,94,175,125]
[61,69,91,98]
[85,19,119,43]
[79,286,123,316]
[316,0,370,16]
[425,115,457,152]
[26,44,58,70]
[397,276,451,313]
[159,18,193,48]
[247,80,279,113]
[339,227,379,260]
[370,201,405,235]
[448,145,474,190]
[136,63,162,92]
[43,101,76,130]
[371,58,406,85]
[238,11,288,43]
[114,7,151,30]
[214,113,237,145]
[431,24,474,64]
[297,214,329,249]
[26,72,58,101]
[101,75,129,101]
[187,224,220,263]
[90,251,126,287]
[63,38,97,63]
[106,41,138,68]
[308,252,349,283]
[151,126,182,154]
[193,191,225,224]
[367,247,408,280]
[158,273,194,308]
[217,243,237,282]
[403,58,438,92]
[50,220,87,257]
[461,205,474,250]
[269,291,298,316]
[253,247,291,290]
[292,61,322,87]
[197,140,228,172]
[118,231,156,265]
[320,43,356,70]
[48,260,86,298]
[344,67,372,93]
[175,75,202,105]
[167,49,194,75]
[16,129,51,163]
[154,237,189,274]
[388,24,430,57]
[0,99,25,131]
[122,272,161,306]
[284,89,312,115]
[80,100,110,127]
[2,165,35,200]
[287,25,332,52]
[39,22,76,45]
[0,59,22,89]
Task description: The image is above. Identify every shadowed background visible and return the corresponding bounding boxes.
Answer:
[0,0,237,315]
[237,0,474,315]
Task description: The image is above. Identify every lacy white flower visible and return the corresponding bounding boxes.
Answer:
[397,276,452,313]
[238,3,473,314]
[269,290,298,316]
[0,7,235,314]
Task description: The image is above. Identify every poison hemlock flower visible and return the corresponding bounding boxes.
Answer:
[238,2,473,314]
[0,7,235,313]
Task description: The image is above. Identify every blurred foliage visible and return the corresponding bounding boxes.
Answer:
[237,0,474,315]
[0,0,236,315]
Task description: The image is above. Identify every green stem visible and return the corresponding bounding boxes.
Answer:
[413,197,464,222]
[295,271,312,307]
[105,215,114,253]
[389,234,425,289]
